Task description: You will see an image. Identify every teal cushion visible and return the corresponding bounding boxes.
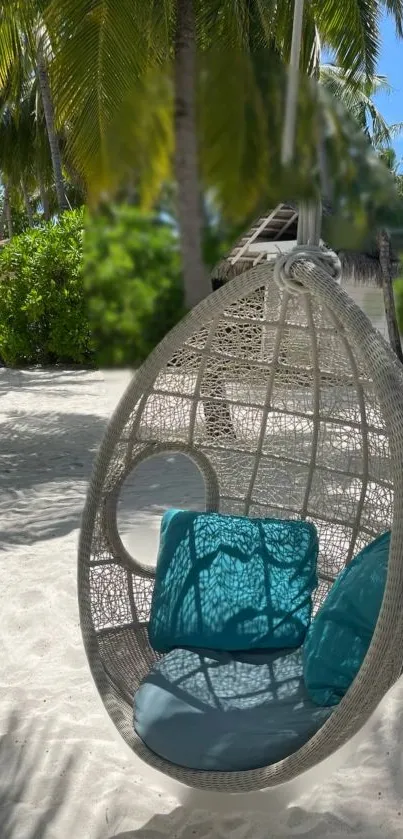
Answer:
[134,647,332,771]
[303,531,391,707]
[148,510,319,652]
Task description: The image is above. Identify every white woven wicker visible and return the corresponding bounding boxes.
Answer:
[78,254,403,792]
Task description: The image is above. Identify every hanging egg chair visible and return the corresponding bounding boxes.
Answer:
[78,0,403,793]
[78,238,403,791]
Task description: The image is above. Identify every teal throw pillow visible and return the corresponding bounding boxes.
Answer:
[148,510,319,653]
[303,530,391,707]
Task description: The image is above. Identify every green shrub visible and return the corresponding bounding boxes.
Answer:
[0,204,186,368]
[0,209,91,366]
[84,204,185,367]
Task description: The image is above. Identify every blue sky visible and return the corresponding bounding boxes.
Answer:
[373,13,403,163]
[323,12,403,166]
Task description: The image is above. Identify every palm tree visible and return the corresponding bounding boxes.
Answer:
[0,3,69,213]
[376,226,403,360]
[0,70,57,232]
[45,0,403,308]
[317,65,403,363]
[378,146,403,200]
[320,65,403,148]
[36,32,68,212]
[174,0,211,307]
[0,102,30,235]
[371,145,403,360]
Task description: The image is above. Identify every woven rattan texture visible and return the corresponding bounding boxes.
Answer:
[78,259,403,791]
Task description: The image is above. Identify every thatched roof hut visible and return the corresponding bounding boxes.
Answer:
[211,202,400,288]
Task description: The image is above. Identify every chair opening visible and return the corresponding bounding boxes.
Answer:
[117,451,207,569]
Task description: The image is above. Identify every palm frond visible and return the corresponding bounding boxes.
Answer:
[386,121,403,139]
[126,69,174,209]
[269,0,322,75]
[46,0,172,191]
[55,64,172,204]
[383,0,403,36]
[200,45,399,241]
[0,18,25,88]
[319,83,401,239]
[198,46,273,223]
[320,63,400,146]
[312,0,380,80]
[196,0,269,51]
[0,0,41,85]
[0,103,35,188]
[320,64,391,94]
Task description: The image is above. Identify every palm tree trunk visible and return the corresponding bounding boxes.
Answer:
[38,170,50,221]
[174,0,211,309]
[0,200,6,238]
[173,0,234,438]
[378,229,403,363]
[174,0,234,439]
[36,44,69,214]
[4,185,13,239]
[21,178,34,227]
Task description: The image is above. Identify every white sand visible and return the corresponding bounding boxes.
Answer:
[1,366,403,839]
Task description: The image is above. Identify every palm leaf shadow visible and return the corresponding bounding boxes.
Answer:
[0,707,103,839]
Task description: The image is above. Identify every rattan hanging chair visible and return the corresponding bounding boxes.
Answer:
[78,0,403,791]
[79,250,403,792]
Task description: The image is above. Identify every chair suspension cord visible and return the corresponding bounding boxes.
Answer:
[281,0,305,167]
[280,1,324,255]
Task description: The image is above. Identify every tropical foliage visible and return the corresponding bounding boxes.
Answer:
[45,0,403,310]
[0,206,189,368]
[320,65,403,148]
[0,4,402,225]
[1,0,403,361]
[45,0,403,196]
[84,204,185,367]
[0,209,88,365]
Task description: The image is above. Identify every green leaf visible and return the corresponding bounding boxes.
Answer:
[312,0,380,79]
[383,0,403,37]
[46,0,172,191]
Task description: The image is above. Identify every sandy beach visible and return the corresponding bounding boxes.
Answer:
[1,365,403,839]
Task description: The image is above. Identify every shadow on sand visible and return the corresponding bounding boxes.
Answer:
[0,708,90,839]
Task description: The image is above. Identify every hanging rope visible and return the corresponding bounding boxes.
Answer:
[281,0,305,167]
[273,246,341,295]
[280,0,322,248]
[276,0,340,289]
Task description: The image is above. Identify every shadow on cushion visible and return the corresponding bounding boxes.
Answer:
[133,647,332,771]
[303,530,391,706]
[149,511,319,652]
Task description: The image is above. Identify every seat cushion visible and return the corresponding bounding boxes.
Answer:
[133,647,332,771]
[303,530,391,707]
[148,509,319,652]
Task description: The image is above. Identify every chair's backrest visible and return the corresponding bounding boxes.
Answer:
[78,258,403,785]
[83,261,400,634]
